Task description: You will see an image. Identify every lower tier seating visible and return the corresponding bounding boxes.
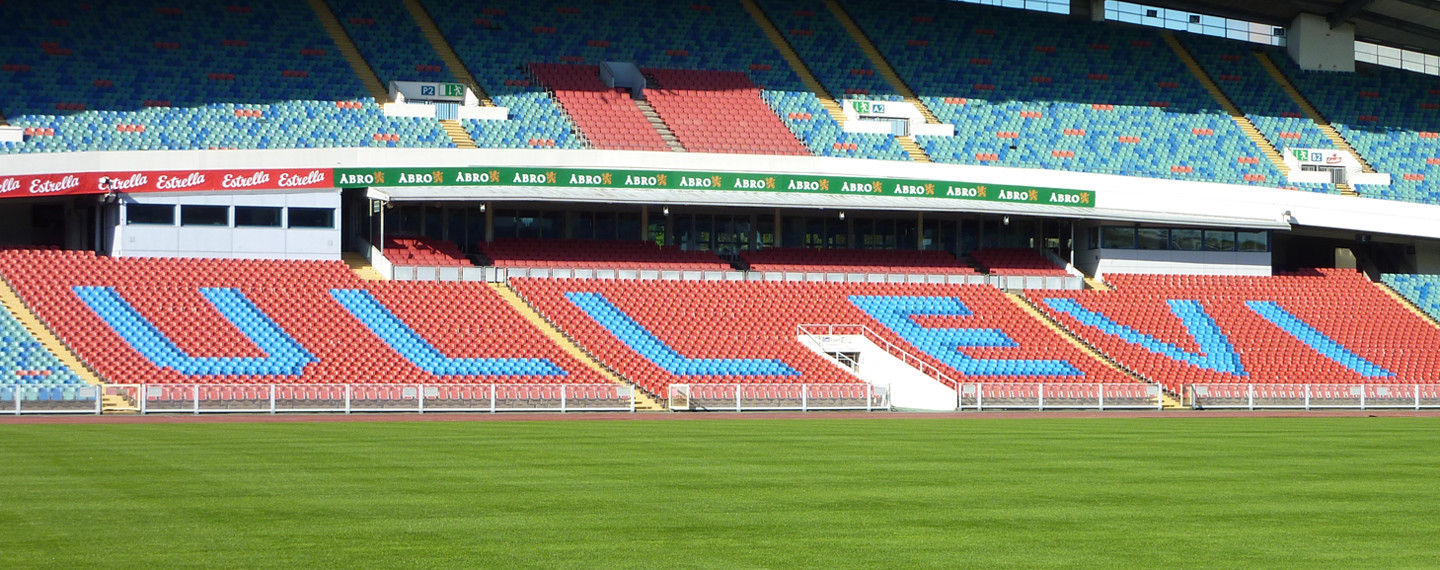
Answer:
[971,248,1068,276]
[1030,269,1440,392]
[512,278,1130,395]
[384,237,472,266]
[740,247,976,274]
[1382,274,1440,323]
[479,239,731,271]
[0,249,602,385]
[0,297,85,390]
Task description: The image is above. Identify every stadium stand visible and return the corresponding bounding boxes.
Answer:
[383,237,472,266]
[0,249,603,385]
[325,0,455,85]
[478,239,731,271]
[0,289,88,403]
[642,68,809,155]
[0,0,453,153]
[1031,269,1440,392]
[739,247,976,274]
[838,0,1286,185]
[970,248,1068,276]
[1382,274,1440,323]
[513,278,1132,395]
[1274,54,1440,204]
[753,0,900,101]
[761,90,910,160]
[528,63,669,152]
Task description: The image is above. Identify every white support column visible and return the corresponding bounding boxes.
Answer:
[1305,384,1311,411]
[489,385,496,413]
[1248,384,1254,411]
[1038,384,1046,411]
[802,385,809,412]
[193,385,200,415]
[1098,383,1105,411]
[418,385,426,414]
[269,385,276,414]
[735,386,741,412]
[560,385,567,413]
[345,385,352,414]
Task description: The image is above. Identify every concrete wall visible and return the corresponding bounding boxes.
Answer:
[1287,13,1356,72]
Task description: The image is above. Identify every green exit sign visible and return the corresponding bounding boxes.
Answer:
[444,84,465,97]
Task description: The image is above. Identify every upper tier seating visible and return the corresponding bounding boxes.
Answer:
[384,237,471,266]
[762,90,909,160]
[1277,54,1440,204]
[326,0,454,85]
[0,249,602,385]
[513,278,1132,395]
[643,69,808,155]
[1382,274,1440,323]
[840,0,1284,185]
[478,239,731,271]
[754,0,900,101]
[740,248,976,274]
[1030,269,1440,392]
[0,0,453,153]
[970,248,1067,276]
[529,63,668,151]
[0,294,85,392]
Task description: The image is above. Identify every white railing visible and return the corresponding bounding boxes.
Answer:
[958,383,1163,411]
[90,384,635,415]
[798,324,960,390]
[667,383,888,412]
[1189,384,1440,410]
[1,385,102,415]
[383,265,1082,289]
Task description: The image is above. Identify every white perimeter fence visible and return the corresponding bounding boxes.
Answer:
[667,383,889,412]
[1188,384,1440,410]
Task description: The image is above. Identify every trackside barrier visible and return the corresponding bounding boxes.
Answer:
[2,385,102,415]
[120,384,635,415]
[667,383,889,412]
[1188,384,1440,410]
[958,383,1163,411]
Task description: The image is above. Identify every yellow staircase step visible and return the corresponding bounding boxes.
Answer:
[440,119,477,149]
[0,276,102,386]
[401,0,494,107]
[1377,282,1440,330]
[306,0,390,103]
[489,283,665,411]
[825,0,940,125]
[343,252,388,281]
[1254,51,1377,175]
[1083,276,1110,291]
[1162,32,1290,177]
[895,134,931,162]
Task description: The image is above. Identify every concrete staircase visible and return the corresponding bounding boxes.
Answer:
[1254,51,1375,195]
[440,119,478,149]
[1006,292,1181,407]
[0,276,102,386]
[400,0,495,107]
[635,99,686,152]
[825,0,941,127]
[894,136,931,163]
[1163,33,1290,178]
[1083,276,1111,291]
[489,283,666,411]
[1376,282,1440,330]
[343,252,388,281]
[307,0,390,103]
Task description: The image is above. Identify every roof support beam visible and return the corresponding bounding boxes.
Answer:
[1328,0,1376,28]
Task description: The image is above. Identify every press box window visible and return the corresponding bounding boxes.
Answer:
[181,205,229,227]
[1136,228,1170,250]
[1101,226,1136,249]
[1237,230,1269,252]
[1204,230,1236,251]
[1170,229,1203,251]
[235,206,283,227]
[126,204,175,225]
[288,207,334,229]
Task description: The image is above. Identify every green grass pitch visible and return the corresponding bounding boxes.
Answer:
[1,416,1437,568]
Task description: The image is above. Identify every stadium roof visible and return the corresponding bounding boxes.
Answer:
[1147,0,1440,55]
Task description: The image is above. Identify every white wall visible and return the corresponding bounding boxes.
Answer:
[797,333,957,411]
[113,189,340,260]
[1095,249,1272,278]
[1287,13,1356,72]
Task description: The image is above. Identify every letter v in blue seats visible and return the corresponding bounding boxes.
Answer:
[330,289,564,376]
[73,286,314,376]
[565,292,798,376]
[852,295,1081,376]
[1245,301,1393,377]
[1041,298,1244,375]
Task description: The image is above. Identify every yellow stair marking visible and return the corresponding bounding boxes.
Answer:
[740,0,849,126]
[306,0,390,103]
[1007,292,1180,406]
[1163,32,1290,178]
[1377,282,1440,330]
[1255,51,1375,195]
[343,252,388,281]
[401,0,494,107]
[894,135,931,163]
[489,283,665,411]
[1083,276,1110,291]
[825,0,940,126]
[0,276,102,386]
[440,119,477,149]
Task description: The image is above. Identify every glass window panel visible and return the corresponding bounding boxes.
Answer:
[235,206,282,227]
[1170,229,1203,251]
[181,205,228,227]
[1237,230,1269,252]
[1137,228,1169,249]
[1101,226,1136,249]
[126,204,174,225]
[288,207,333,229]
[1204,230,1236,251]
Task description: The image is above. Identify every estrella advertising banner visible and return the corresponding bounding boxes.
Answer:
[0,168,334,199]
[333,167,1096,208]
